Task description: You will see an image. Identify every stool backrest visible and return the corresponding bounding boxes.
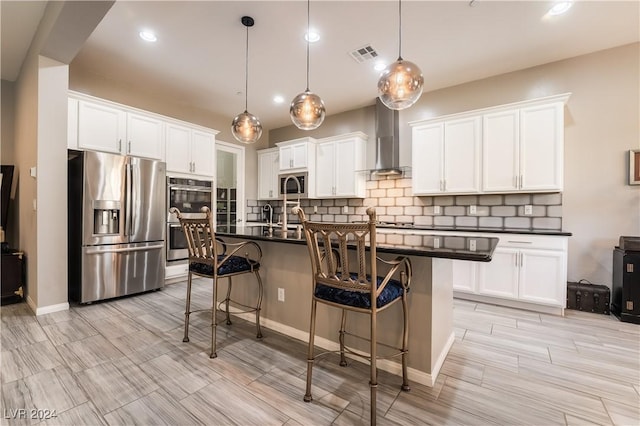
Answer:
[294,206,378,297]
[169,206,216,268]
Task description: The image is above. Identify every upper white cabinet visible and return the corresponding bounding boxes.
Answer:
[483,100,565,192]
[278,137,316,171]
[69,91,220,177]
[257,148,280,200]
[316,132,367,199]
[412,116,481,195]
[76,98,164,160]
[411,93,570,196]
[166,122,216,177]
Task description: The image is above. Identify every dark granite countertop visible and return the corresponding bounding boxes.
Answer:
[216,225,499,262]
[376,225,572,237]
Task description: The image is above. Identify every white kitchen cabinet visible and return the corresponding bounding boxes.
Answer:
[278,137,316,171]
[166,122,216,177]
[483,98,566,193]
[126,112,164,160]
[76,99,164,160]
[412,116,481,195]
[448,231,568,314]
[257,148,280,200]
[316,132,367,198]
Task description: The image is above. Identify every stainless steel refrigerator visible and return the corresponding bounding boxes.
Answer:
[68,150,166,303]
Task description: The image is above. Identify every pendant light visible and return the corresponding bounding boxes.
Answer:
[232,16,262,144]
[290,0,325,130]
[377,0,424,110]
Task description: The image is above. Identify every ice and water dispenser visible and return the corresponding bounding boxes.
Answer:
[93,201,121,235]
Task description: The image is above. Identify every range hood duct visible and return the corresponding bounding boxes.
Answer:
[372,98,403,176]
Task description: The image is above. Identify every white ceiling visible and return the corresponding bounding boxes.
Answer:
[3,1,639,131]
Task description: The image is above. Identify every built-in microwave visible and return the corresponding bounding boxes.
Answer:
[279,172,308,198]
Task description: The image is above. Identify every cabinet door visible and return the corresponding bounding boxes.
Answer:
[483,109,519,192]
[335,138,361,197]
[192,130,215,177]
[280,142,309,170]
[412,124,444,195]
[78,101,125,154]
[127,112,164,160]
[165,124,192,174]
[452,259,477,293]
[444,117,481,193]
[316,142,336,197]
[258,150,279,200]
[478,247,519,299]
[520,103,563,191]
[519,249,566,306]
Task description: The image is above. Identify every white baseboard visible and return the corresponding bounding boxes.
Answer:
[227,307,442,387]
[430,331,455,385]
[26,297,69,316]
[454,292,565,316]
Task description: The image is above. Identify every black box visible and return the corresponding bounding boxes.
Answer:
[567,280,610,315]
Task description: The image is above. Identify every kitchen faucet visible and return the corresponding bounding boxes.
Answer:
[281,175,301,238]
[262,203,273,226]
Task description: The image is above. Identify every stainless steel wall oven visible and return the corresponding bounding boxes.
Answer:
[166,177,213,262]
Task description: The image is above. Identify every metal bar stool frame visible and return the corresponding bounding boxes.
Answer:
[170,206,263,358]
[293,206,412,425]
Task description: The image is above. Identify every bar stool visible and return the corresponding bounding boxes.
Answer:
[293,206,412,425]
[169,206,263,358]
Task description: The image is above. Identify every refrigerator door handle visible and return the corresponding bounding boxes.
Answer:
[125,162,132,237]
[85,244,164,255]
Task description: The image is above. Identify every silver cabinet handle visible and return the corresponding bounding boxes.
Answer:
[514,175,518,188]
[506,240,533,244]
[520,174,524,188]
[520,252,523,267]
[192,162,195,173]
[118,139,122,152]
[128,141,131,154]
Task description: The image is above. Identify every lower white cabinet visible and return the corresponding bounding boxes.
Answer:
[451,232,568,314]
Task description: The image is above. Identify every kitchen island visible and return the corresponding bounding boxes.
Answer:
[214,224,498,386]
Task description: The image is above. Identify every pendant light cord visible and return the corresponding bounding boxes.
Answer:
[398,0,403,61]
[244,23,249,112]
[306,0,310,91]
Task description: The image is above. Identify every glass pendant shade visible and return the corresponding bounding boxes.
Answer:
[232,15,262,144]
[290,90,325,130]
[377,58,424,110]
[232,110,262,144]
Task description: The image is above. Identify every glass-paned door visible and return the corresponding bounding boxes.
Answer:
[215,141,245,226]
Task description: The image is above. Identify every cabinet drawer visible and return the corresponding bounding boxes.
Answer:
[498,235,566,251]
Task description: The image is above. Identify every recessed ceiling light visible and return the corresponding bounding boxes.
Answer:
[139,30,157,42]
[305,30,320,43]
[374,61,386,72]
[273,95,285,104]
[547,1,573,16]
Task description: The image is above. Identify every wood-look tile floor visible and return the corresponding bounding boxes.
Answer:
[1,279,639,425]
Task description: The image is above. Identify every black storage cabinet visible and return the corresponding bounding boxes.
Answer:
[612,237,640,324]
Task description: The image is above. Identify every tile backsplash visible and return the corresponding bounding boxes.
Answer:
[246,178,562,231]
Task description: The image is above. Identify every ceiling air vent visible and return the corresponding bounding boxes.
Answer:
[349,45,379,63]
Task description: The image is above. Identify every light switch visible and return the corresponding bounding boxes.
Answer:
[30,167,37,178]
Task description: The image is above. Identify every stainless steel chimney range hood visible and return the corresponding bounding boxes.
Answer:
[370,98,409,178]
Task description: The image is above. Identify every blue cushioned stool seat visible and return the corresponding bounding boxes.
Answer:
[190,255,259,277]
[315,273,407,309]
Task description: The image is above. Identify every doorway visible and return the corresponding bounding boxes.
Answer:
[215,141,245,226]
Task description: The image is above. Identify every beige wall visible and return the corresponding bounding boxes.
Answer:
[268,43,640,287]
[14,48,39,305]
[1,80,19,247]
